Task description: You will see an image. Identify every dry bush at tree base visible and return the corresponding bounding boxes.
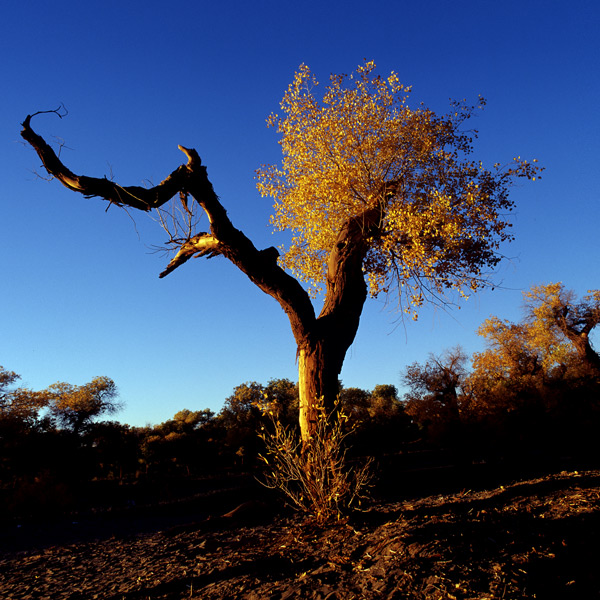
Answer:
[257,399,373,523]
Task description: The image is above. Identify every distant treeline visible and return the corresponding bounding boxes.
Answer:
[1,283,599,518]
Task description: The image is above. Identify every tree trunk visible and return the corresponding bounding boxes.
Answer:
[556,305,600,377]
[568,331,600,377]
[295,205,383,442]
[297,337,345,443]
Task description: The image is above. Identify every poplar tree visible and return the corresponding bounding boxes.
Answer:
[21,61,540,442]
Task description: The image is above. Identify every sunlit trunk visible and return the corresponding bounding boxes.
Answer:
[295,205,383,443]
[297,337,346,443]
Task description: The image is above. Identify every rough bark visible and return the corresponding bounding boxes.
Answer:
[554,306,600,377]
[562,325,600,376]
[21,113,382,442]
[21,114,315,341]
[296,206,383,440]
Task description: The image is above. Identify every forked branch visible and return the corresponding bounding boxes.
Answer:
[20,111,317,341]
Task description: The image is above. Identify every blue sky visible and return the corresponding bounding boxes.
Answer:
[2,0,599,426]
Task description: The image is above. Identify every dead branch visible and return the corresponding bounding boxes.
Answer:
[20,111,316,340]
[159,233,222,278]
[21,112,188,211]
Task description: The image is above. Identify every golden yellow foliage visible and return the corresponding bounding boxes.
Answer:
[524,283,600,340]
[257,61,541,313]
[474,315,571,379]
[46,376,120,432]
[466,283,600,416]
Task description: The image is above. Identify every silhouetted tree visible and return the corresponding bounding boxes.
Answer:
[137,408,217,476]
[404,347,467,422]
[85,421,140,480]
[339,387,372,423]
[403,347,468,445]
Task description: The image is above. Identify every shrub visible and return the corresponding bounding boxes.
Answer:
[257,398,372,523]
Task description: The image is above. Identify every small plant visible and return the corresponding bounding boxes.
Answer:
[257,398,372,523]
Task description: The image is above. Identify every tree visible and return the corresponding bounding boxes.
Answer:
[171,408,215,431]
[462,284,600,455]
[403,346,468,442]
[523,283,600,376]
[217,379,298,462]
[21,62,540,443]
[467,284,600,415]
[138,408,216,476]
[85,421,140,480]
[370,384,403,421]
[45,376,121,434]
[340,384,413,455]
[339,386,372,423]
[1,367,49,482]
[0,367,20,399]
[0,366,50,431]
[219,382,268,428]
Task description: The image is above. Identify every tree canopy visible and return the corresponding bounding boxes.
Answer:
[257,61,541,314]
[45,376,121,434]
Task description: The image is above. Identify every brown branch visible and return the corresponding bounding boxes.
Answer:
[176,151,317,341]
[322,204,383,317]
[21,113,187,211]
[20,112,317,341]
[159,233,222,278]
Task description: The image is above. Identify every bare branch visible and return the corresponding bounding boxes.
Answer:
[159,233,222,278]
[28,104,68,120]
[21,112,188,211]
[20,112,317,341]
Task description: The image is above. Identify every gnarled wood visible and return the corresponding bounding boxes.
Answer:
[21,112,384,442]
[21,113,316,343]
[555,307,600,376]
[159,233,222,278]
[21,115,188,211]
[296,205,384,440]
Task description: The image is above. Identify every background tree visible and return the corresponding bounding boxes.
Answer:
[0,366,50,431]
[0,366,52,485]
[138,408,216,476]
[21,61,541,443]
[403,346,468,445]
[463,283,600,456]
[467,318,552,418]
[85,421,140,480]
[0,367,20,401]
[339,386,372,423]
[171,408,215,431]
[523,283,600,376]
[45,376,121,435]
[467,283,600,417]
[218,379,298,463]
[370,384,404,421]
[341,383,414,455]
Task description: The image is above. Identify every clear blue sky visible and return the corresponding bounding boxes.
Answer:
[2,0,599,426]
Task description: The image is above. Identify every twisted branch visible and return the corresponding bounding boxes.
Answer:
[21,112,187,211]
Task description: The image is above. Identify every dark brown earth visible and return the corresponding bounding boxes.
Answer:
[1,469,599,599]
